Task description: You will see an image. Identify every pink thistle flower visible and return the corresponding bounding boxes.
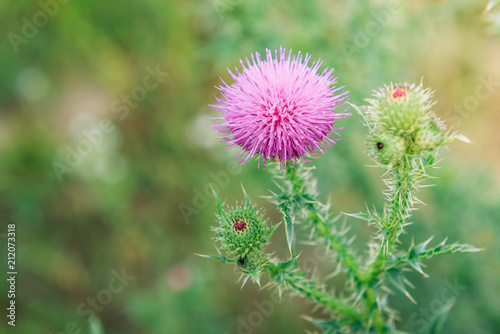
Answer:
[211,47,350,169]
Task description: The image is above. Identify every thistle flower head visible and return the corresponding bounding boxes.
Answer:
[211,47,350,170]
[357,82,468,167]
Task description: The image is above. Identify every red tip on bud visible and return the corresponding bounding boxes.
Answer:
[233,220,247,232]
[391,86,407,100]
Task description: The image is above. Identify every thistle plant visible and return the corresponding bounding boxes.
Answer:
[202,48,480,333]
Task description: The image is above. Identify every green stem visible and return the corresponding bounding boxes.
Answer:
[266,260,362,322]
[364,287,388,333]
[280,165,388,332]
[383,158,414,255]
[306,203,363,281]
[370,157,420,276]
[283,165,363,283]
[355,157,428,333]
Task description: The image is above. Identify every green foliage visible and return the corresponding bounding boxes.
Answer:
[428,298,456,334]
[206,82,481,333]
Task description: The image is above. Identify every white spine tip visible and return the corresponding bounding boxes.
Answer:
[455,134,471,143]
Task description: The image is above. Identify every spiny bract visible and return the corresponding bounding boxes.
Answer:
[366,130,406,166]
[411,116,448,151]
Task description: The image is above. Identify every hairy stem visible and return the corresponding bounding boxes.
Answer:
[281,166,390,333]
[364,288,388,334]
[382,157,415,255]
[370,154,433,275]
[266,260,362,322]
[282,165,363,283]
[283,167,397,333]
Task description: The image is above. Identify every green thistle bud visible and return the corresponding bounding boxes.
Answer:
[366,130,406,166]
[355,81,470,168]
[363,83,434,134]
[213,204,270,258]
[211,189,278,279]
[411,116,447,151]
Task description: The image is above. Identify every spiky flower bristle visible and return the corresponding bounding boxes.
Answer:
[211,47,350,169]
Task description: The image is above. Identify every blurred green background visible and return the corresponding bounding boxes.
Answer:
[1,0,499,333]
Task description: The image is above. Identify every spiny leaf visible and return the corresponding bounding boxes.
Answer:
[348,102,374,130]
[383,238,481,276]
[344,212,372,221]
[428,298,455,334]
[413,236,434,255]
[284,207,295,256]
[269,222,282,237]
[211,185,223,216]
[408,257,428,277]
[244,267,262,287]
[386,269,416,303]
[453,134,471,143]
[195,248,233,263]
[277,195,296,256]
[302,315,341,333]
[89,316,104,334]
[485,0,499,13]
[420,239,483,259]
[241,184,252,206]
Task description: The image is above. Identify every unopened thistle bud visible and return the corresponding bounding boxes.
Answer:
[212,190,278,278]
[411,116,447,151]
[366,130,406,166]
[357,82,467,167]
[364,83,434,134]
